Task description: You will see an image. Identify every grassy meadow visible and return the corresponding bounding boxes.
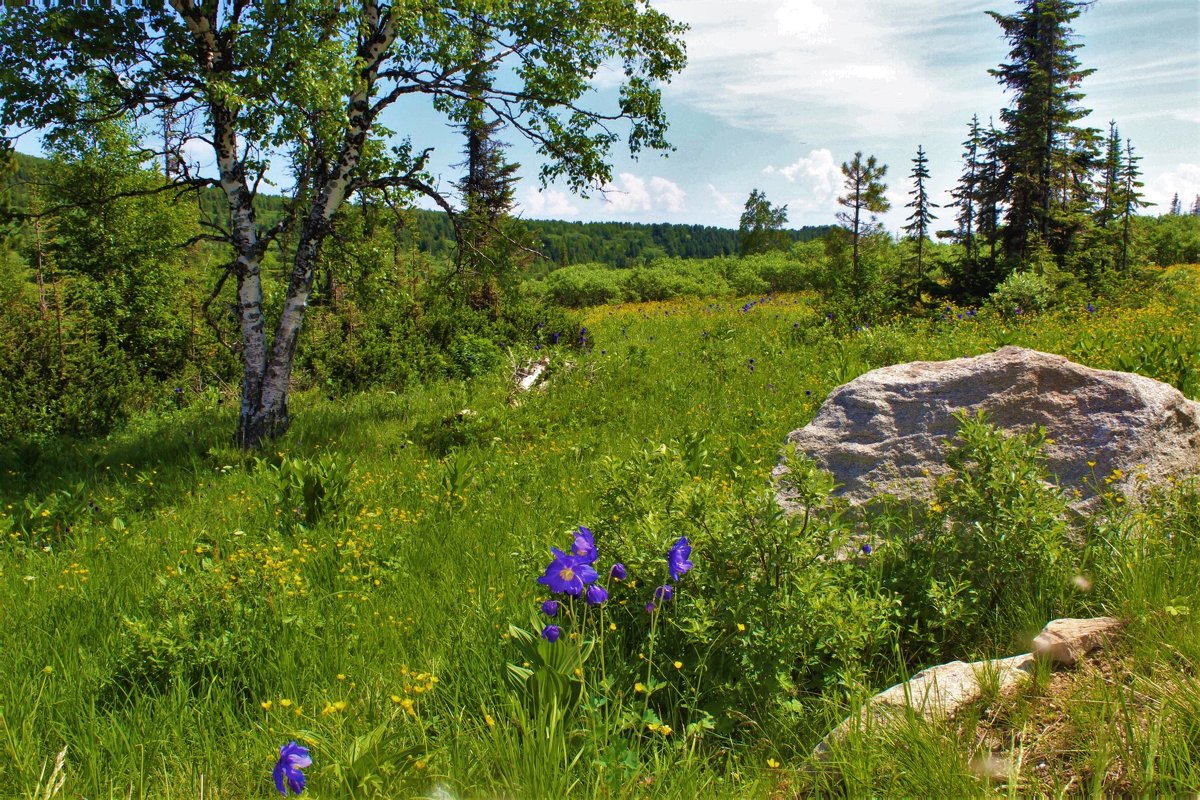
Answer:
[2,266,1199,798]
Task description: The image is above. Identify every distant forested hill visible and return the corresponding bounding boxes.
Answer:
[7,151,830,268]
[404,209,832,269]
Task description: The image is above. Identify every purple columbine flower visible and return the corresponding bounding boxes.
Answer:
[654,584,674,602]
[572,526,597,563]
[667,536,693,581]
[542,624,562,642]
[861,543,873,555]
[610,563,627,581]
[586,584,609,606]
[273,741,311,796]
[645,601,656,614]
[537,548,598,597]
[541,599,559,617]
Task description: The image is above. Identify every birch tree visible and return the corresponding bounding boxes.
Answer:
[0,1,686,447]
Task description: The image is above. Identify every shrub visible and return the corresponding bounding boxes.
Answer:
[987,270,1056,317]
[878,412,1073,661]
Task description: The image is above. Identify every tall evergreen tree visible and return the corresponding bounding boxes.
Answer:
[1193,195,1200,216]
[902,145,937,301]
[1169,193,1182,215]
[451,14,525,311]
[989,0,1097,264]
[951,116,983,268]
[837,151,890,290]
[1117,138,1146,272]
[977,118,1005,269]
[1095,120,1122,230]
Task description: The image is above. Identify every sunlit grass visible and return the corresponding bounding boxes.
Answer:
[1,267,1197,797]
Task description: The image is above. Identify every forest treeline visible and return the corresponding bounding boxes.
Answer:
[6,152,829,271]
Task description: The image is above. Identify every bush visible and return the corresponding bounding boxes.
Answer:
[987,270,1056,317]
[878,412,1073,661]
[544,265,623,307]
[575,436,899,738]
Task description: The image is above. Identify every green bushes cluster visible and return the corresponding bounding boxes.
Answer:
[557,414,1085,743]
[535,245,833,307]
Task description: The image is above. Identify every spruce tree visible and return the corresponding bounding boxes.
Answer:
[902,144,937,302]
[989,0,1098,265]
[951,116,983,270]
[1117,138,1146,273]
[836,151,889,291]
[1096,120,1122,230]
[452,17,524,311]
[977,118,1005,270]
[1169,193,1182,215]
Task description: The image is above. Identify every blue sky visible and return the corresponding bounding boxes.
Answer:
[15,1,1195,232]
[483,0,1200,231]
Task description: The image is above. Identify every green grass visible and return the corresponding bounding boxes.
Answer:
[1,267,1198,798]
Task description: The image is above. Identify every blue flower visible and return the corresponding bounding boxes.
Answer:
[860,543,873,555]
[654,584,674,602]
[542,624,562,642]
[537,548,598,597]
[667,536,693,581]
[274,741,311,796]
[645,601,656,614]
[541,599,559,617]
[609,563,627,581]
[572,526,597,563]
[586,584,609,606]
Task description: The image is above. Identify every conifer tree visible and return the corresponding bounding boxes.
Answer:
[1169,193,1182,215]
[989,0,1097,264]
[1096,120,1122,229]
[951,116,983,268]
[1193,195,1200,216]
[902,144,937,301]
[1117,138,1146,272]
[451,14,525,311]
[977,118,1005,269]
[837,151,889,290]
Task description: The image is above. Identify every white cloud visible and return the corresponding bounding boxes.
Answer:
[518,187,580,218]
[653,0,991,140]
[650,176,687,212]
[764,148,842,212]
[1147,163,1200,211]
[602,173,652,213]
[707,184,741,218]
[601,173,687,215]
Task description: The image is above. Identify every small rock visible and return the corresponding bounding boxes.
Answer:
[513,357,550,393]
[1032,616,1123,667]
[814,653,1035,759]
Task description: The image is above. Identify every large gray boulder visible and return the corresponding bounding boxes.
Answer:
[775,346,1200,511]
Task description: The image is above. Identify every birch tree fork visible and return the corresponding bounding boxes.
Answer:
[0,1,686,448]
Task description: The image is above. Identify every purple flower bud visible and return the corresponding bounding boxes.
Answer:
[541,625,562,642]
[667,536,693,581]
[654,584,674,602]
[586,584,608,606]
[645,602,656,614]
[860,543,873,555]
[541,600,559,617]
[609,563,627,581]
